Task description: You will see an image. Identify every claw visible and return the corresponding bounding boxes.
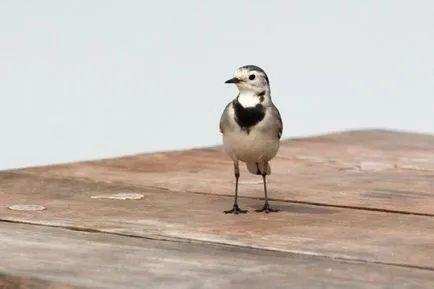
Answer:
[224,203,247,214]
[255,203,279,213]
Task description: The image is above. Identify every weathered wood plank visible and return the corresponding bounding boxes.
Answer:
[1,222,434,289]
[1,173,434,269]
[0,273,84,289]
[12,130,434,215]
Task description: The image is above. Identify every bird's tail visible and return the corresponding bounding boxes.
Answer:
[246,162,271,175]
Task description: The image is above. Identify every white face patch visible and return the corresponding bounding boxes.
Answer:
[237,92,260,107]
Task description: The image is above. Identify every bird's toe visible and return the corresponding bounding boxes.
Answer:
[224,204,247,214]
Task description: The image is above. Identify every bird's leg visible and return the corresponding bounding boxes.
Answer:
[256,173,279,213]
[224,162,247,214]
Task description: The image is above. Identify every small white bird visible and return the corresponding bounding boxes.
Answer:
[219,65,283,214]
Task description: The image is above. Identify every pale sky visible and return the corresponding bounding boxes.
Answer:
[1,0,433,170]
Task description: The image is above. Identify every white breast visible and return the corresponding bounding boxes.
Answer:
[222,127,280,163]
[237,92,260,107]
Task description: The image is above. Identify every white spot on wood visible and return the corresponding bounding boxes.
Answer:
[8,204,46,211]
[91,193,144,200]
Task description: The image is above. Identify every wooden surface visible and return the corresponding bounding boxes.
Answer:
[0,129,434,288]
[0,272,83,289]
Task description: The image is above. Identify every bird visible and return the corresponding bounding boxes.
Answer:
[219,65,283,214]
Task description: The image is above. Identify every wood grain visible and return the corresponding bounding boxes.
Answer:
[1,222,433,289]
[12,130,434,215]
[1,172,434,269]
[2,130,434,288]
[0,272,83,289]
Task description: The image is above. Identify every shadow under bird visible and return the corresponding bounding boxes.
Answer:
[219,65,283,214]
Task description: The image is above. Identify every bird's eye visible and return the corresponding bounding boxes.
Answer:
[249,74,255,80]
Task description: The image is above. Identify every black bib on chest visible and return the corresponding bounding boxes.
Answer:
[232,99,265,133]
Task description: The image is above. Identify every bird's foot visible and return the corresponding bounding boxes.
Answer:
[224,203,247,214]
[255,203,279,213]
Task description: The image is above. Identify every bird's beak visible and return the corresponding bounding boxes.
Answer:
[224,77,241,84]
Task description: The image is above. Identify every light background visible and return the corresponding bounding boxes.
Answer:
[1,0,433,170]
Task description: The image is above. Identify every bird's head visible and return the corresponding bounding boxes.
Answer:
[225,65,271,95]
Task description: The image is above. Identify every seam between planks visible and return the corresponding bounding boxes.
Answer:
[1,218,434,273]
[174,189,434,218]
[3,170,434,218]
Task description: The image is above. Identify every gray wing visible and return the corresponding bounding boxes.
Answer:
[271,104,283,139]
[219,102,232,134]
